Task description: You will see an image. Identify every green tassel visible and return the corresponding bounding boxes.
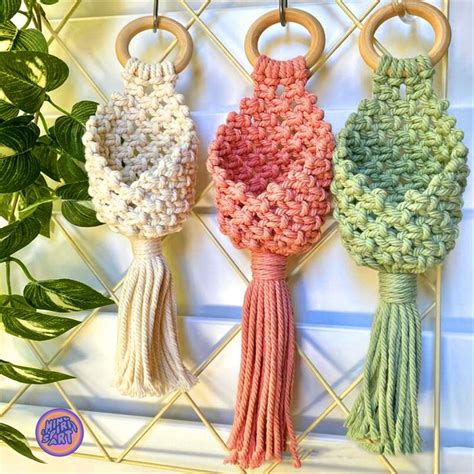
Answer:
[345,272,422,455]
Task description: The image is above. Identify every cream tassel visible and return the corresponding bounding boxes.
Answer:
[114,238,197,397]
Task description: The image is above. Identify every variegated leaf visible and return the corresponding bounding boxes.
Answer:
[0,216,40,259]
[24,278,113,312]
[0,51,68,112]
[0,423,44,463]
[52,100,97,161]
[0,359,74,384]
[0,0,21,23]
[0,21,48,53]
[20,176,53,237]
[56,180,102,227]
[0,307,81,340]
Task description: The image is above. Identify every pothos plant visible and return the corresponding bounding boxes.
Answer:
[0,0,113,462]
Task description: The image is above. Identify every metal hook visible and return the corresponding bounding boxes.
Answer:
[279,0,288,27]
[392,0,415,24]
[153,0,159,33]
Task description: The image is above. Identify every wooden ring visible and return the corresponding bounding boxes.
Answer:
[359,1,451,70]
[115,16,193,73]
[244,8,325,70]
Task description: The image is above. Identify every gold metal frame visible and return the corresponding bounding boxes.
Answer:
[0,1,449,472]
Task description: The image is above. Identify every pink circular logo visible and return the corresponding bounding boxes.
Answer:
[35,408,84,456]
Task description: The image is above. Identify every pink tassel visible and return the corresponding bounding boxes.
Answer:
[226,252,301,469]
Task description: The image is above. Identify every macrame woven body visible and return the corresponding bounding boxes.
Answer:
[332,55,469,454]
[208,55,334,468]
[83,58,198,397]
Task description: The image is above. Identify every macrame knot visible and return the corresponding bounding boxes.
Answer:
[252,55,307,82]
[379,273,417,303]
[131,238,162,259]
[123,57,177,85]
[251,252,287,280]
[376,54,434,79]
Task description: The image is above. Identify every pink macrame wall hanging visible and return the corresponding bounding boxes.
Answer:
[208,53,334,467]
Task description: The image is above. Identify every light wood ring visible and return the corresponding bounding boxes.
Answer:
[245,8,325,70]
[359,1,451,70]
[115,16,193,73]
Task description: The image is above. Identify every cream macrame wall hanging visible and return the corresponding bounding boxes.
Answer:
[83,16,198,397]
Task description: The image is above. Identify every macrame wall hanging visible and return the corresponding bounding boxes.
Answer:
[332,2,469,455]
[83,16,198,397]
[208,9,334,468]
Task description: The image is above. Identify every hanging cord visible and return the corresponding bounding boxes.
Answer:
[153,0,159,32]
[279,0,288,26]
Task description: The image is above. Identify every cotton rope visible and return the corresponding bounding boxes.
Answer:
[332,55,469,455]
[208,55,334,468]
[83,58,198,397]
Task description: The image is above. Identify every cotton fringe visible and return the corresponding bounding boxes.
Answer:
[114,238,197,397]
[226,253,301,469]
[345,272,422,454]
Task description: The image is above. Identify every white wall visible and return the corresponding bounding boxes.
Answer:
[1,1,473,472]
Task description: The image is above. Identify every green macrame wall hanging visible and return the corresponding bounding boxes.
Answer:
[332,54,469,455]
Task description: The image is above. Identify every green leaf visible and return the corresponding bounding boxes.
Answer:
[44,126,88,182]
[0,423,44,463]
[62,201,102,227]
[32,136,60,181]
[20,176,53,237]
[56,180,90,201]
[24,278,113,312]
[40,0,60,4]
[0,21,48,53]
[0,294,34,309]
[0,51,69,112]
[0,192,13,220]
[0,0,21,22]
[0,151,40,193]
[0,99,18,120]
[0,125,38,159]
[56,180,102,227]
[0,117,40,193]
[0,114,34,128]
[53,100,97,161]
[0,216,40,259]
[34,134,88,183]
[0,307,81,340]
[0,359,74,384]
[0,119,40,192]
[57,153,86,182]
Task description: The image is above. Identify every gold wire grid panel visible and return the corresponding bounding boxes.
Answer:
[0,0,450,472]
